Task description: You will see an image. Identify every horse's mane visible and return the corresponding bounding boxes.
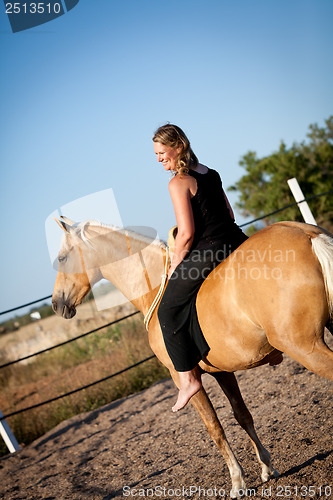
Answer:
[74,219,167,250]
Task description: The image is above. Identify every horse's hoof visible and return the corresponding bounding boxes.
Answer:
[230,480,247,498]
[261,469,279,482]
[230,489,246,499]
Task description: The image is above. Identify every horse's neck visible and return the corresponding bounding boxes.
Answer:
[88,226,167,315]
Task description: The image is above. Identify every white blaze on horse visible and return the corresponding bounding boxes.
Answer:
[52,216,333,497]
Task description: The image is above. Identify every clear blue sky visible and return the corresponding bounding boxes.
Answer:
[0,0,332,320]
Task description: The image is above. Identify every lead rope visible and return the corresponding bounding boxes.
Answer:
[143,246,170,330]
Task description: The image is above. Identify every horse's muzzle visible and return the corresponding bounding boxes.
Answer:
[52,298,76,319]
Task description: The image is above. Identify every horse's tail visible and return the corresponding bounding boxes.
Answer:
[311,232,333,317]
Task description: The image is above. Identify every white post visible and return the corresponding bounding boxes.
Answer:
[0,410,20,453]
[287,178,317,225]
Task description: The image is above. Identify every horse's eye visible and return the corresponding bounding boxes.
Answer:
[58,255,67,263]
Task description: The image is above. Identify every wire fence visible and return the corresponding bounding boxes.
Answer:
[0,355,155,421]
[0,189,331,422]
[0,311,140,369]
[0,295,53,317]
[0,309,148,421]
[238,190,332,228]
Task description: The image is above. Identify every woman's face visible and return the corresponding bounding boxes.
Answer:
[153,142,182,172]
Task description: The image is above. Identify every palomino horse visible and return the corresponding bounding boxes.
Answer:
[52,216,333,497]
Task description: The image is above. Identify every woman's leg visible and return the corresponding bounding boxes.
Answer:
[158,253,210,372]
[172,368,202,412]
[158,251,217,410]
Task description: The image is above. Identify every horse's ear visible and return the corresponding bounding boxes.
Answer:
[60,215,75,226]
[54,218,71,233]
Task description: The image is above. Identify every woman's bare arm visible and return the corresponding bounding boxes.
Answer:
[168,176,195,277]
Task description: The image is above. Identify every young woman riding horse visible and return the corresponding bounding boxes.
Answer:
[153,124,248,412]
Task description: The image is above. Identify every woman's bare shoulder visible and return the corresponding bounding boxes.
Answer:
[169,173,191,189]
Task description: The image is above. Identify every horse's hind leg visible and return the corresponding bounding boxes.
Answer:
[285,337,333,381]
[268,322,333,382]
[212,371,279,483]
[169,368,246,498]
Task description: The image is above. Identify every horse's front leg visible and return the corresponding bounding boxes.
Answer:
[212,371,279,483]
[169,368,246,498]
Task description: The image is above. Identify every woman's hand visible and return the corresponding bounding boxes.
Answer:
[168,265,176,280]
[167,245,190,279]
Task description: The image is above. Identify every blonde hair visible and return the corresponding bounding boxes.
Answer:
[152,123,198,176]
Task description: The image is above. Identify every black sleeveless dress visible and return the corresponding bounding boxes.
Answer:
[157,167,248,372]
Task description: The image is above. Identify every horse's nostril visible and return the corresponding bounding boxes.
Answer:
[52,301,57,312]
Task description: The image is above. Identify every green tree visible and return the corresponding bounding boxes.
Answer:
[229,116,333,233]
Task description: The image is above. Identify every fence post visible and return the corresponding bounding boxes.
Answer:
[0,410,20,453]
[287,178,317,225]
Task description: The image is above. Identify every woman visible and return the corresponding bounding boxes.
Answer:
[153,124,247,412]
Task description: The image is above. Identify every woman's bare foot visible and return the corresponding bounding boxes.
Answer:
[172,371,202,412]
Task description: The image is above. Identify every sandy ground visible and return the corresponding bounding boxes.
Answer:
[0,333,332,500]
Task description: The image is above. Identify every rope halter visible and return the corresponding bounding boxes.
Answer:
[143,246,170,330]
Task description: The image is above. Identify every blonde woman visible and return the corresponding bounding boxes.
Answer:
[153,124,247,412]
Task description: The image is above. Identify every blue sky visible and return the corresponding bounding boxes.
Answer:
[0,0,332,320]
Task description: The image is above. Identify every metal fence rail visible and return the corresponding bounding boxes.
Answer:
[0,295,53,317]
[0,308,149,450]
[238,190,332,228]
[0,354,156,422]
[0,311,140,370]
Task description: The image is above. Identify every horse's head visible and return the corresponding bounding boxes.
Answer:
[52,216,102,319]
